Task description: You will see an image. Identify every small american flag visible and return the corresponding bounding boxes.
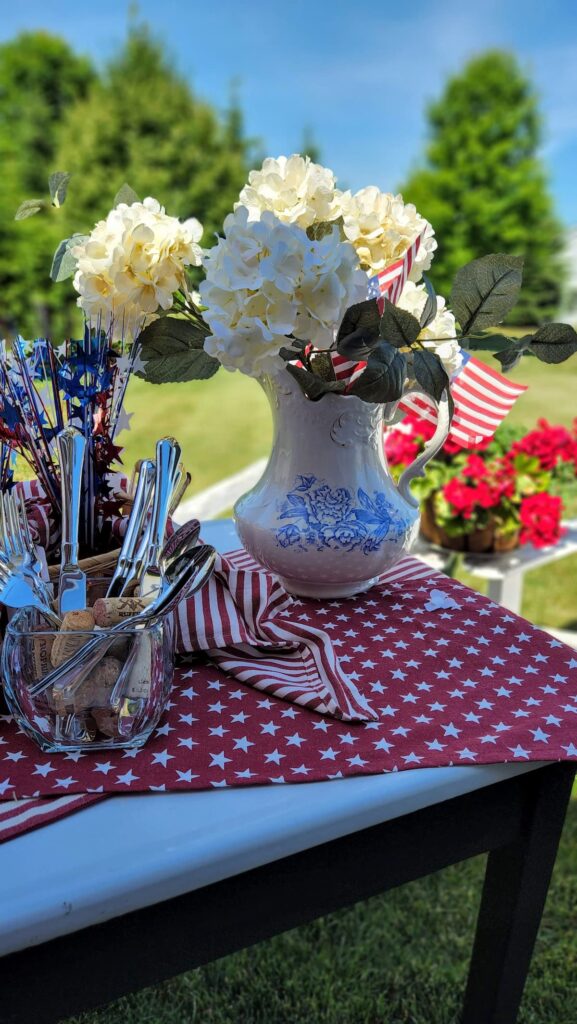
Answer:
[367,232,422,308]
[332,231,527,448]
[398,352,527,447]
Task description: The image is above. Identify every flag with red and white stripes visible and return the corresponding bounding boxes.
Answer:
[397,352,527,447]
[332,348,527,449]
[368,232,423,308]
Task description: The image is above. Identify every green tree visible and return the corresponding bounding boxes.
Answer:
[300,126,322,164]
[0,32,94,336]
[56,24,250,302]
[402,51,565,324]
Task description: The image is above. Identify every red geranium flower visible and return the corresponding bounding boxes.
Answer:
[508,419,577,471]
[519,493,565,548]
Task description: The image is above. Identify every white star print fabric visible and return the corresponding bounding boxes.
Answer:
[1,553,576,843]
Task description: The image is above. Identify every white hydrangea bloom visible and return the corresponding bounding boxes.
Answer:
[397,281,463,378]
[337,186,436,280]
[72,197,203,339]
[200,207,367,377]
[237,154,341,230]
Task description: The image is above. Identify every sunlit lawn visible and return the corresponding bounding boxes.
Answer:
[120,370,271,493]
[120,351,577,488]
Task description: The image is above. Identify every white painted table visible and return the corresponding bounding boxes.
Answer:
[0,521,574,1024]
[415,518,577,615]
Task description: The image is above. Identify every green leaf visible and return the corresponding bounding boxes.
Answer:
[50,233,88,282]
[413,349,449,401]
[337,298,381,359]
[493,336,532,372]
[348,342,407,403]
[461,332,516,352]
[419,274,438,329]
[278,341,307,362]
[450,254,524,334]
[14,198,47,220]
[379,299,422,347]
[337,326,381,360]
[114,183,140,207]
[306,221,336,241]
[309,352,335,381]
[337,299,380,344]
[528,323,577,364]
[136,316,219,384]
[48,171,71,208]
[285,363,347,401]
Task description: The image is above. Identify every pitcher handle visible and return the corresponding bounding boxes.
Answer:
[393,388,452,509]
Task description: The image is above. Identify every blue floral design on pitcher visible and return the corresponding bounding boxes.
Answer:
[276,475,411,554]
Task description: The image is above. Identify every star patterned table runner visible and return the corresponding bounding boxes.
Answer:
[1,554,576,842]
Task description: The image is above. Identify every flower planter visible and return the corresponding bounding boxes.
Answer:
[420,497,520,555]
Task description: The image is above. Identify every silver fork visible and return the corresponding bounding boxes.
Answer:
[0,561,61,627]
[0,491,51,603]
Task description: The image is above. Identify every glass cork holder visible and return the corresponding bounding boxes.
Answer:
[1,602,175,753]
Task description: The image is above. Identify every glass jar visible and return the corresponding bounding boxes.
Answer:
[1,605,174,753]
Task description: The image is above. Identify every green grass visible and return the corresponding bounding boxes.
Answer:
[68,796,577,1024]
[485,350,577,429]
[120,371,271,494]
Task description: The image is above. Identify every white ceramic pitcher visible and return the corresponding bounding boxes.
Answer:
[234,374,451,598]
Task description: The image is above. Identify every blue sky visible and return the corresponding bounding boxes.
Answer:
[2,0,577,222]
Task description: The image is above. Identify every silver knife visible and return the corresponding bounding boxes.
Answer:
[139,437,182,599]
[57,426,87,615]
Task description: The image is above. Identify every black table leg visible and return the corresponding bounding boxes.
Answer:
[461,762,575,1024]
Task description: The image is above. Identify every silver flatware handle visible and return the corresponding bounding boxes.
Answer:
[107,459,155,598]
[144,437,182,572]
[57,427,86,571]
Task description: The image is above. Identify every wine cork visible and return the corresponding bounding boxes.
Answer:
[91,707,120,738]
[50,610,96,668]
[92,596,146,628]
[107,636,131,661]
[52,655,123,715]
[123,633,152,700]
[71,656,123,714]
[30,629,54,680]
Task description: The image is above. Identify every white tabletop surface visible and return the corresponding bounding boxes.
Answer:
[0,520,545,957]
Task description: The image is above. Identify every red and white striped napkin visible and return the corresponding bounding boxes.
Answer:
[176,540,377,722]
[0,794,104,843]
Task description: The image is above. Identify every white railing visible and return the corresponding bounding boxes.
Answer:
[174,459,266,524]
